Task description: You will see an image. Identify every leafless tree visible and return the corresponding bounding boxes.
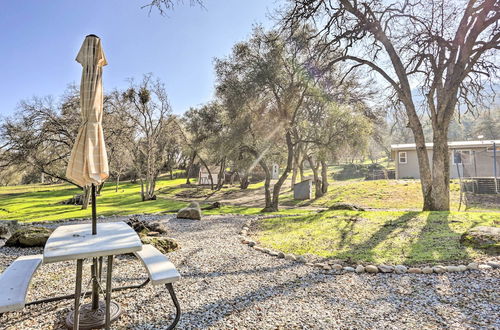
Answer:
[119,74,174,201]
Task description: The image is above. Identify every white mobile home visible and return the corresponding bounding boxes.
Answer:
[391,140,500,179]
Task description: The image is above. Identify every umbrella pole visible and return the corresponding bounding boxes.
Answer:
[91,184,99,311]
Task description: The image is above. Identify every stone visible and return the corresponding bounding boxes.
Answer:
[242,226,249,231]
[331,264,343,271]
[322,264,332,270]
[365,265,378,273]
[433,266,447,274]
[296,255,307,263]
[460,226,500,253]
[422,267,433,274]
[293,179,313,200]
[394,265,408,274]
[378,264,394,273]
[486,261,500,269]
[408,268,422,274]
[248,241,256,247]
[277,252,285,259]
[284,254,296,261]
[268,251,279,257]
[446,265,460,272]
[457,265,467,272]
[343,266,355,272]
[126,217,168,235]
[478,264,492,270]
[467,262,479,270]
[5,226,53,247]
[314,263,327,268]
[0,220,19,239]
[328,203,365,211]
[254,246,264,252]
[146,231,160,237]
[355,265,365,273]
[140,236,179,254]
[177,202,202,220]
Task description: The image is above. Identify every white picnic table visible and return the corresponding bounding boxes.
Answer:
[1,221,181,330]
[43,221,142,329]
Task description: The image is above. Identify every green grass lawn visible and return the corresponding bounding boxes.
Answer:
[0,178,189,222]
[0,176,313,222]
[256,210,499,265]
[295,179,494,211]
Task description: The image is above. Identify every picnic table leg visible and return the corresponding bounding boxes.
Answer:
[91,258,99,310]
[105,255,114,330]
[165,283,181,330]
[73,259,83,330]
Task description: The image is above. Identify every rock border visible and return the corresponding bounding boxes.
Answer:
[239,217,499,275]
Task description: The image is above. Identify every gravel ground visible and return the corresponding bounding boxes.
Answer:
[1,214,499,329]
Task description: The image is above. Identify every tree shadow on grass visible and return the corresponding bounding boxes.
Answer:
[405,212,471,264]
[334,212,420,263]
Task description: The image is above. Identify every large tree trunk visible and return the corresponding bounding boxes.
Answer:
[216,157,226,190]
[260,161,272,210]
[298,159,304,182]
[265,131,294,212]
[81,186,91,210]
[185,151,196,185]
[115,174,120,192]
[321,159,329,194]
[426,123,451,210]
[291,146,302,189]
[240,173,249,189]
[198,155,214,190]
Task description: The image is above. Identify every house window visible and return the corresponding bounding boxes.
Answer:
[453,150,471,164]
[399,151,407,164]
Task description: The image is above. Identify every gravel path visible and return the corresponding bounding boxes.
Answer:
[1,215,499,329]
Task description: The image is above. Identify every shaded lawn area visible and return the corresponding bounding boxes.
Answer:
[0,178,189,222]
[256,210,499,265]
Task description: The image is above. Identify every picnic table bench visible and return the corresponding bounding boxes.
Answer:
[0,223,181,329]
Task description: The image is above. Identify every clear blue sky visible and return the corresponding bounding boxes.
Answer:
[0,0,278,116]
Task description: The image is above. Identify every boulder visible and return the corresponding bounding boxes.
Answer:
[0,220,19,239]
[140,236,179,254]
[422,267,433,274]
[127,217,168,235]
[478,264,492,270]
[331,264,343,271]
[378,264,394,273]
[365,265,379,273]
[6,226,53,247]
[177,202,202,220]
[394,265,408,274]
[408,268,422,274]
[467,262,479,270]
[460,226,500,253]
[328,203,365,211]
[355,265,365,273]
[433,265,446,274]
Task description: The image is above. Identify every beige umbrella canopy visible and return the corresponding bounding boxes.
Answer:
[66,34,109,187]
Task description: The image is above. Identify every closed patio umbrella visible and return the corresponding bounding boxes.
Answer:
[67,34,109,193]
[66,34,109,321]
